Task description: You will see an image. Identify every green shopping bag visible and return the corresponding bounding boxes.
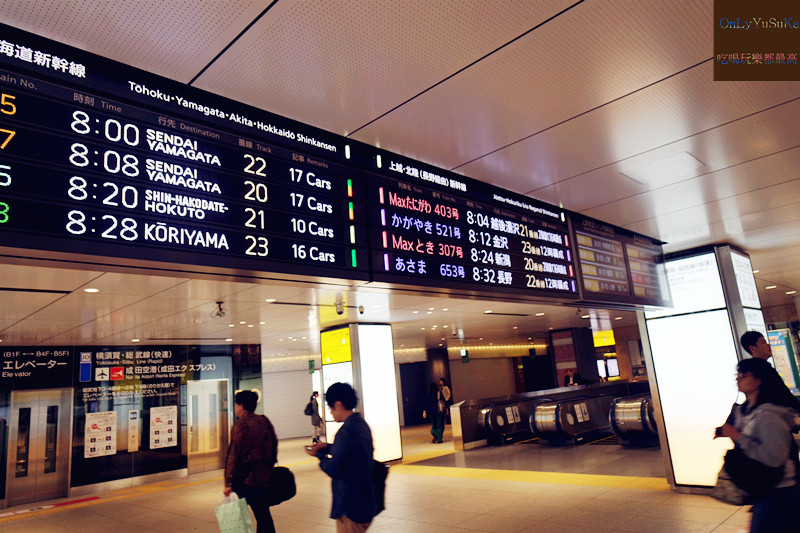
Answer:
[215,493,255,533]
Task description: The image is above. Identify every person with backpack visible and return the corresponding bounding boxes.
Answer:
[714,358,800,532]
[305,391,323,443]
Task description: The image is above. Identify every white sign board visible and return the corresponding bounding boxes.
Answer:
[85,411,117,458]
[731,252,761,309]
[646,253,724,318]
[150,405,177,449]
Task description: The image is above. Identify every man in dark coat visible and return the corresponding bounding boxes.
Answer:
[305,382,377,532]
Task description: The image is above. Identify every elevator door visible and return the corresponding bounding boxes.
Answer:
[187,380,229,473]
[6,389,72,506]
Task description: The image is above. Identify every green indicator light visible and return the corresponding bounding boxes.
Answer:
[348,202,354,220]
[351,249,357,268]
[347,179,353,197]
[0,201,8,223]
[350,225,356,244]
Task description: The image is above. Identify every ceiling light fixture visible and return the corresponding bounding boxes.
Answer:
[615,316,623,320]
[225,338,233,342]
[84,288,99,293]
[787,290,797,295]
[621,151,705,186]
[131,338,140,343]
[265,298,277,303]
[765,285,777,290]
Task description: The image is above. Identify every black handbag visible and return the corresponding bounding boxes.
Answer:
[266,466,296,506]
[723,447,784,499]
[373,460,389,514]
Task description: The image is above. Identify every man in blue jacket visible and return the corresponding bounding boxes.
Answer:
[305,382,377,532]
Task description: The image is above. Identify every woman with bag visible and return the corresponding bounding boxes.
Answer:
[224,390,278,533]
[307,391,323,443]
[714,358,800,532]
[422,382,445,443]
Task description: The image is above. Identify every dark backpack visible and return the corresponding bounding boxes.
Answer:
[723,447,784,499]
[303,402,313,416]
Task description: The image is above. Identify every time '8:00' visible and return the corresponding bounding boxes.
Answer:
[71,111,140,146]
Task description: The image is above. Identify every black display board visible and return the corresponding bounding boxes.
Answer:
[0,23,368,281]
[0,346,72,389]
[569,213,672,307]
[0,23,670,309]
[364,150,577,299]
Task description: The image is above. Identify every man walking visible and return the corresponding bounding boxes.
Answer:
[305,382,376,532]
[739,331,800,422]
[740,330,774,361]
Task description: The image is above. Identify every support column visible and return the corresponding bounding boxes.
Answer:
[641,245,765,490]
[426,347,451,394]
[320,323,402,462]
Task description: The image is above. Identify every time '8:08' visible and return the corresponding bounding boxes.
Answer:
[69,142,139,177]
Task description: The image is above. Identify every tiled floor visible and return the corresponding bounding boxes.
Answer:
[1,426,751,532]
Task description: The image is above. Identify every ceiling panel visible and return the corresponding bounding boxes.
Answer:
[349,0,711,169]
[0,262,102,290]
[0,292,68,321]
[458,64,800,205]
[194,0,576,135]
[586,146,800,232]
[0,0,269,82]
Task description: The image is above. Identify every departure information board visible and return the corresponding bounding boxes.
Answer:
[0,24,368,281]
[0,23,669,308]
[365,151,577,299]
[570,214,671,307]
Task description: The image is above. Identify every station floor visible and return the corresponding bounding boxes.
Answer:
[1,425,752,533]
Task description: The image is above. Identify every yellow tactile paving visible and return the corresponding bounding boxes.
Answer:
[390,464,671,491]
